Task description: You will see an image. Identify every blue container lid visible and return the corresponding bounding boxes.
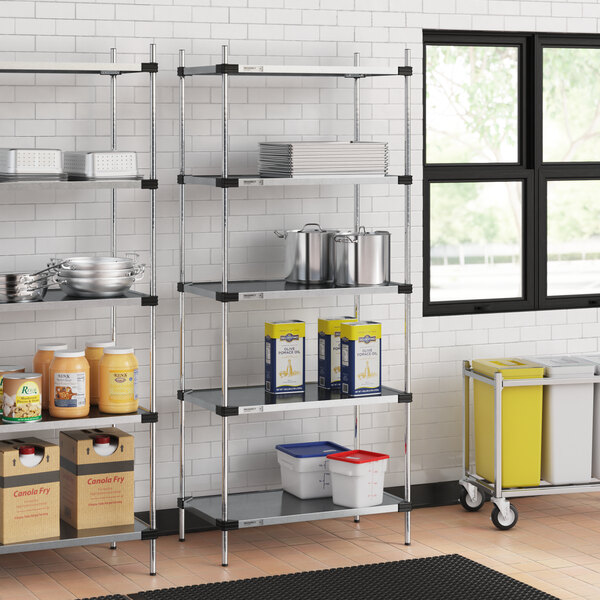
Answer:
[276,441,349,459]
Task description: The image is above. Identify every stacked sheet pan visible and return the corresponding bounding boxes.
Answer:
[258,141,389,178]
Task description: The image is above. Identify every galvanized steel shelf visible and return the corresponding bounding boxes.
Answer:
[0,406,157,434]
[0,61,152,75]
[0,177,150,190]
[180,383,412,416]
[182,280,411,302]
[0,48,159,573]
[181,174,412,188]
[0,289,154,313]
[183,490,410,530]
[178,46,413,566]
[180,64,412,78]
[0,518,153,555]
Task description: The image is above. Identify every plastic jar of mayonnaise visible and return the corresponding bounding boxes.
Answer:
[33,344,68,410]
[85,341,115,406]
[49,351,90,418]
[99,348,138,414]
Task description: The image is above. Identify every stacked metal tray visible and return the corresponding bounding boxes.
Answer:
[258,141,389,177]
[0,148,66,181]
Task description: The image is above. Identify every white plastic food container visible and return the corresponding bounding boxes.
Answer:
[276,441,348,499]
[578,354,600,479]
[529,355,595,485]
[327,449,389,508]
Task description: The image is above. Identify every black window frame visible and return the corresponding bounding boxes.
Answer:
[423,30,600,316]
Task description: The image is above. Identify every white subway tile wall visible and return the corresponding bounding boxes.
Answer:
[0,0,596,511]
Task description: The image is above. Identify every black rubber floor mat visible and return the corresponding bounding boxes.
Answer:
[125,554,558,600]
[81,596,130,600]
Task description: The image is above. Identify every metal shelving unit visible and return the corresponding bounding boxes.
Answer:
[0,47,158,573]
[180,383,412,416]
[177,46,413,566]
[180,280,412,302]
[0,519,151,555]
[0,289,153,313]
[181,174,412,187]
[460,361,600,530]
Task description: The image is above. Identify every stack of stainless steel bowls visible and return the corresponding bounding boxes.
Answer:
[0,272,50,303]
[55,256,144,298]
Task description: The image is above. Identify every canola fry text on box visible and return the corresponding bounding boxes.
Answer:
[60,427,134,529]
[0,438,60,544]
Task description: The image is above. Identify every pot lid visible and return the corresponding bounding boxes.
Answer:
[335,226,390,239]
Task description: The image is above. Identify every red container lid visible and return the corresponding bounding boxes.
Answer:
[19,445,35,455]
[326,450,389,464]
[94,435,111,445]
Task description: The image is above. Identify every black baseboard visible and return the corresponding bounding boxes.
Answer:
[386,480,460,509]
[136,480,460,538]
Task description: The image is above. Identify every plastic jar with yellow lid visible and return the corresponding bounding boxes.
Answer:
[99,348,138,414]
[33,344,68,410]
[85,341,115,406]
[49,351,90,418]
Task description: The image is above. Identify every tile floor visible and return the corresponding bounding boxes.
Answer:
[4,493,600,600]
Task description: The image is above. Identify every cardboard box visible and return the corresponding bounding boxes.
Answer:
[341,321,382,397]
[60,427,134,529]
[0,438,60,544]
[318,316,357,390]
[265,320,305,394]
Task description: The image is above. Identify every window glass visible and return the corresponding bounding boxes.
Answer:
[426,45,519,164]
[547,180,600,296]
[430,181,523,302]
[544,48,600,162]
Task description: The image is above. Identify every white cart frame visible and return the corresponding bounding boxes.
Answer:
[461,360,600,529]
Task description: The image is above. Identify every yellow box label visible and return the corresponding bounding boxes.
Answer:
[318,316,357,337]
[265,320,305,340]
[341,321,382,342]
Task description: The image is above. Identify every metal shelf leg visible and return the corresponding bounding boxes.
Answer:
[403,47,412,547]
[148,41,157,577]
[109,45,118,554]
[178,47,187,544]
[353,51,361,526]
[221,44,230,568]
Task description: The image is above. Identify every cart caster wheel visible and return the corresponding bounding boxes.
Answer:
[459,486,485,512]
[491,504,518,530]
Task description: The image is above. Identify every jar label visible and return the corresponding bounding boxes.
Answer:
[54,372,86,408]
[3,382,41,422]
[107,368,137,403]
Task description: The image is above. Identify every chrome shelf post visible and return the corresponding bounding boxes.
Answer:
[403,47,412,546]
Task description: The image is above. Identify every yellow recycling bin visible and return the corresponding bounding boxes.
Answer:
[472,358,544,488]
